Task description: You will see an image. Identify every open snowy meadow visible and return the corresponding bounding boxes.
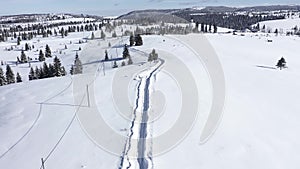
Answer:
[0,15,300,169]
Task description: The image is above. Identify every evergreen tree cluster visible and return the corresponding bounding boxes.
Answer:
[129,34,143,46]
[0,65,22,86]
[29,56,66,80]
[0,20,103,42]
[17,44,52,64]
[175,12,285,31]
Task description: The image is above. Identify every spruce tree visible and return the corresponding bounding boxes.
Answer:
[42,62,49,78]
[61,66,67,76]
[39,50,45,62]
[6,65,15,84]
[105,50,109,60]
[122,45,130,59]
[213,24,218,33]
[0,67,6,86]
[20,50,27,63]
[35,66,40,79]
[45,44,52,58]
[25,43,29,51]
[48,64,55,77]
[276,57,287,70]
[129,34,135,46]
[135,34,143,46]
[39,66,44,79]
[29,67,35,80]
[16,72,22,83]
[91,32,95,39]
[17,37,21,45]
[72,53,83,74]
[53,56,62,77]
[101,30,105,39]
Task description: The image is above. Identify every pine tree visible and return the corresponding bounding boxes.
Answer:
[0,67,6,86]
[105,50,109,60]
[45,44,52,58]
[135,34,143,46]
[213,24,218,33]
[53,56,62,76]
[276,57,287,70]
[72,53,83,74]
[25,43,29,51]
[123,45,130,59]
[274,29,279,35]
[17,36,21,45]
[61,27,65,38]
[61,66,67,76]
[42,62,49,78]
[16,72,22,83]
[91,32,95,39]
[201,23,205,32]
[101,30,106,39]
[6,65,15,84]
[38,66,44,79]
[20,50,27,63]
[39,50,45,62]
[129,34,135,46]
[29,67,35,80]
[48,63,55,77]
[35,66,40,79]
[70,65,74,75]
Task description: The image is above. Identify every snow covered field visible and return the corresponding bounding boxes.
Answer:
[259,17,300,32]
[1,18,300,169]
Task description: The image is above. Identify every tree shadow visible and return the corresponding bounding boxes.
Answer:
[255,65,276,70]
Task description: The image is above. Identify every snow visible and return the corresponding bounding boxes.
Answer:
[1,18,300,169]
[259,18,300,32]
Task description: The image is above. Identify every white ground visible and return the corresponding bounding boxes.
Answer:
[259,17,300,32]
[1,19,300,169]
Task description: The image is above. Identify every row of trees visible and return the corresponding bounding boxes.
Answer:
[0,21,104,42]
[195,22,218,33]
[29,56,66,80]
[175,12,285,31]
[17,44,52,64]
[0,65,22,86]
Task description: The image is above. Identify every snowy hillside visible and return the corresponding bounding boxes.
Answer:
[0,16,300,169]
[259,17,300,32]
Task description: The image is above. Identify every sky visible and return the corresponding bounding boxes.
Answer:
[0,0,299,16]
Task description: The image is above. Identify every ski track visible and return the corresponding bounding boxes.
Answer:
[119,58,164,169]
